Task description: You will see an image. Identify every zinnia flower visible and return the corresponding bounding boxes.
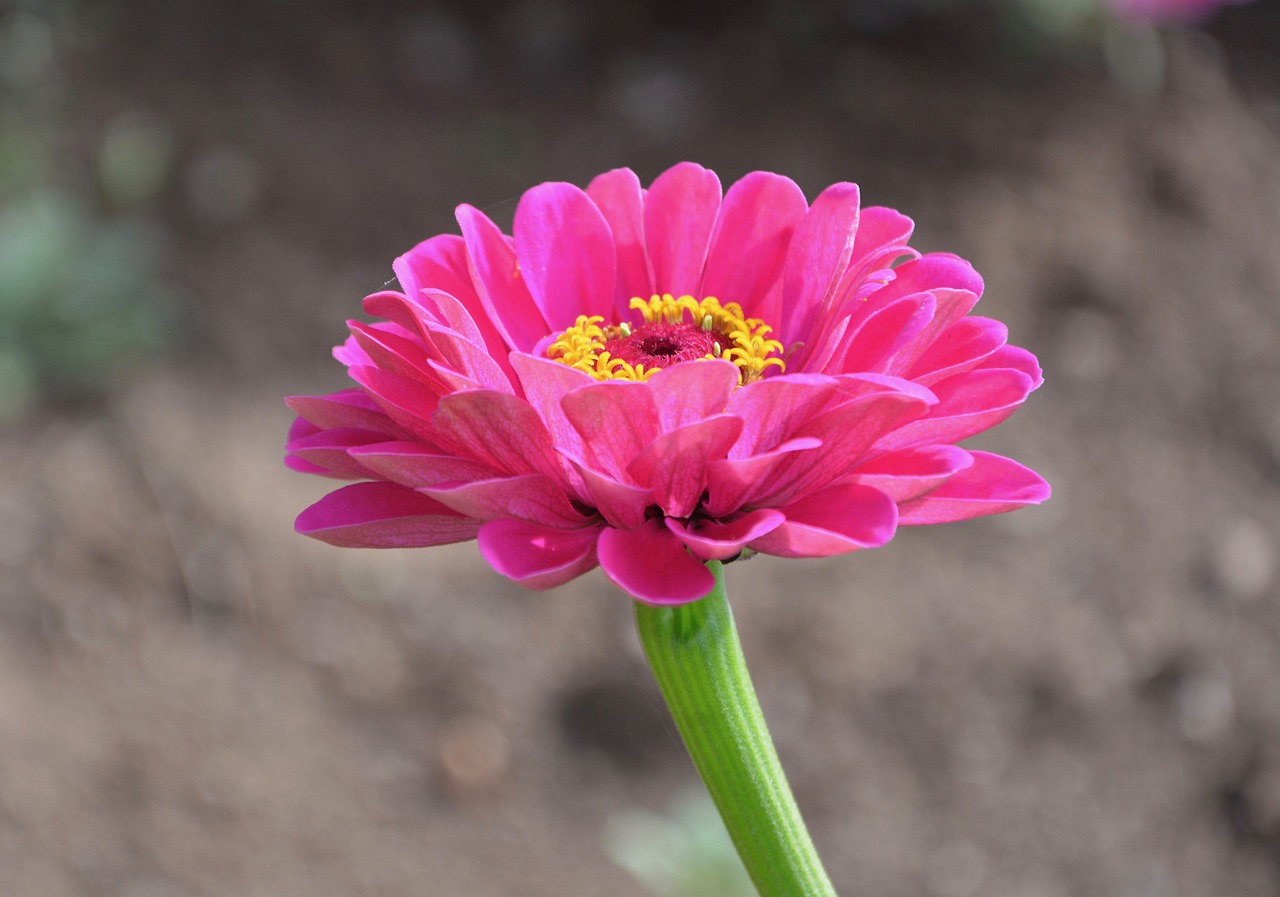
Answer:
[286,163,1049,605]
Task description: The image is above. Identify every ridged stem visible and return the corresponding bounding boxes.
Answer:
[633,560,838,897]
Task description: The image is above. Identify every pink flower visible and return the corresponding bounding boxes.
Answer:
[286,163,1049,605]
[1104,0,1251,23]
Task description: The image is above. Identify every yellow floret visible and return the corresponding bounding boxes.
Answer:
[549,295,785,384]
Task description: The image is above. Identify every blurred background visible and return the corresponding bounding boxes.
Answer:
[2,0,1279,894]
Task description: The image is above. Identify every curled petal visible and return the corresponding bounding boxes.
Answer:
[297,482,481,548]
[478,519,601,590]
[597,520,717,606]
[666,509,785,561]
[898,451,1050,524]
[748,484,897,558]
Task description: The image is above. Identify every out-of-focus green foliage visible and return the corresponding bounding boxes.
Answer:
[604,789,755,897]
[0,193,173,421]
[0,5,175,423]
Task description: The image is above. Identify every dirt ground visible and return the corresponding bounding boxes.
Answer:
[3,2,1280,895]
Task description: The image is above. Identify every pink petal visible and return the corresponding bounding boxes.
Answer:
[748,389,934,507]
[347,441,503,488]
[898,451,1050,525]
[456,203,548,352]
[870,253,984,306]
[296,481,481,548]
[704,436,822,518]
[432,389,567,483]
[907,316,1009,387]
[748,484,898,558]
[780,182,861,347]
[420,323,514,393]
[628,415,744,517]
[478,519,601,590]
[665,509,785,561]
[287,427,389,480]
[333,331,373,367]
[569,460,652,530]
[587,168,652,319]
[597,520,716,606]
[644,162,722,297]
[700,171,808,322]
[285,390,404,436]
[561,379,660,481]
[725,374,840,458]
[837,294,938,376]
[978,345,1044,388]
[285,455,330,476]
[648,359,739,431]
[847,287,982,380]
[414,288,489,347]
[510,351,597,458]
[393,236,514,368]
[422,474,594,527]
[877,368,1036,451]
[349,320,444,388]
[394,235,480,316]
[849,206,914,273]
[514,181,617,329]
[848,445,975,502]
[364,289,518,389]
[348,365,444,444]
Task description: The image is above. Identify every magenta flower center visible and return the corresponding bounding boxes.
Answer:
[604,321,729,370]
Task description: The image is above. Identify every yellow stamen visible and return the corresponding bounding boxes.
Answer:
[546,295,785,384]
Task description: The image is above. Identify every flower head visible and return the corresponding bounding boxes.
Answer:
[286,163,1049,605]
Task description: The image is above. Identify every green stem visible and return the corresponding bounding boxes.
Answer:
[633,560,837,897]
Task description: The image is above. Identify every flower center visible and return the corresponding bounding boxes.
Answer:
[546,294,785,384]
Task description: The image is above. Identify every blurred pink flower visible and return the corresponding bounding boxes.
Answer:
[286,163,1049,605]
[1105,0,1251,23]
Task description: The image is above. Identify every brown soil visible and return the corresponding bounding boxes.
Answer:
[4,2,1280,895]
